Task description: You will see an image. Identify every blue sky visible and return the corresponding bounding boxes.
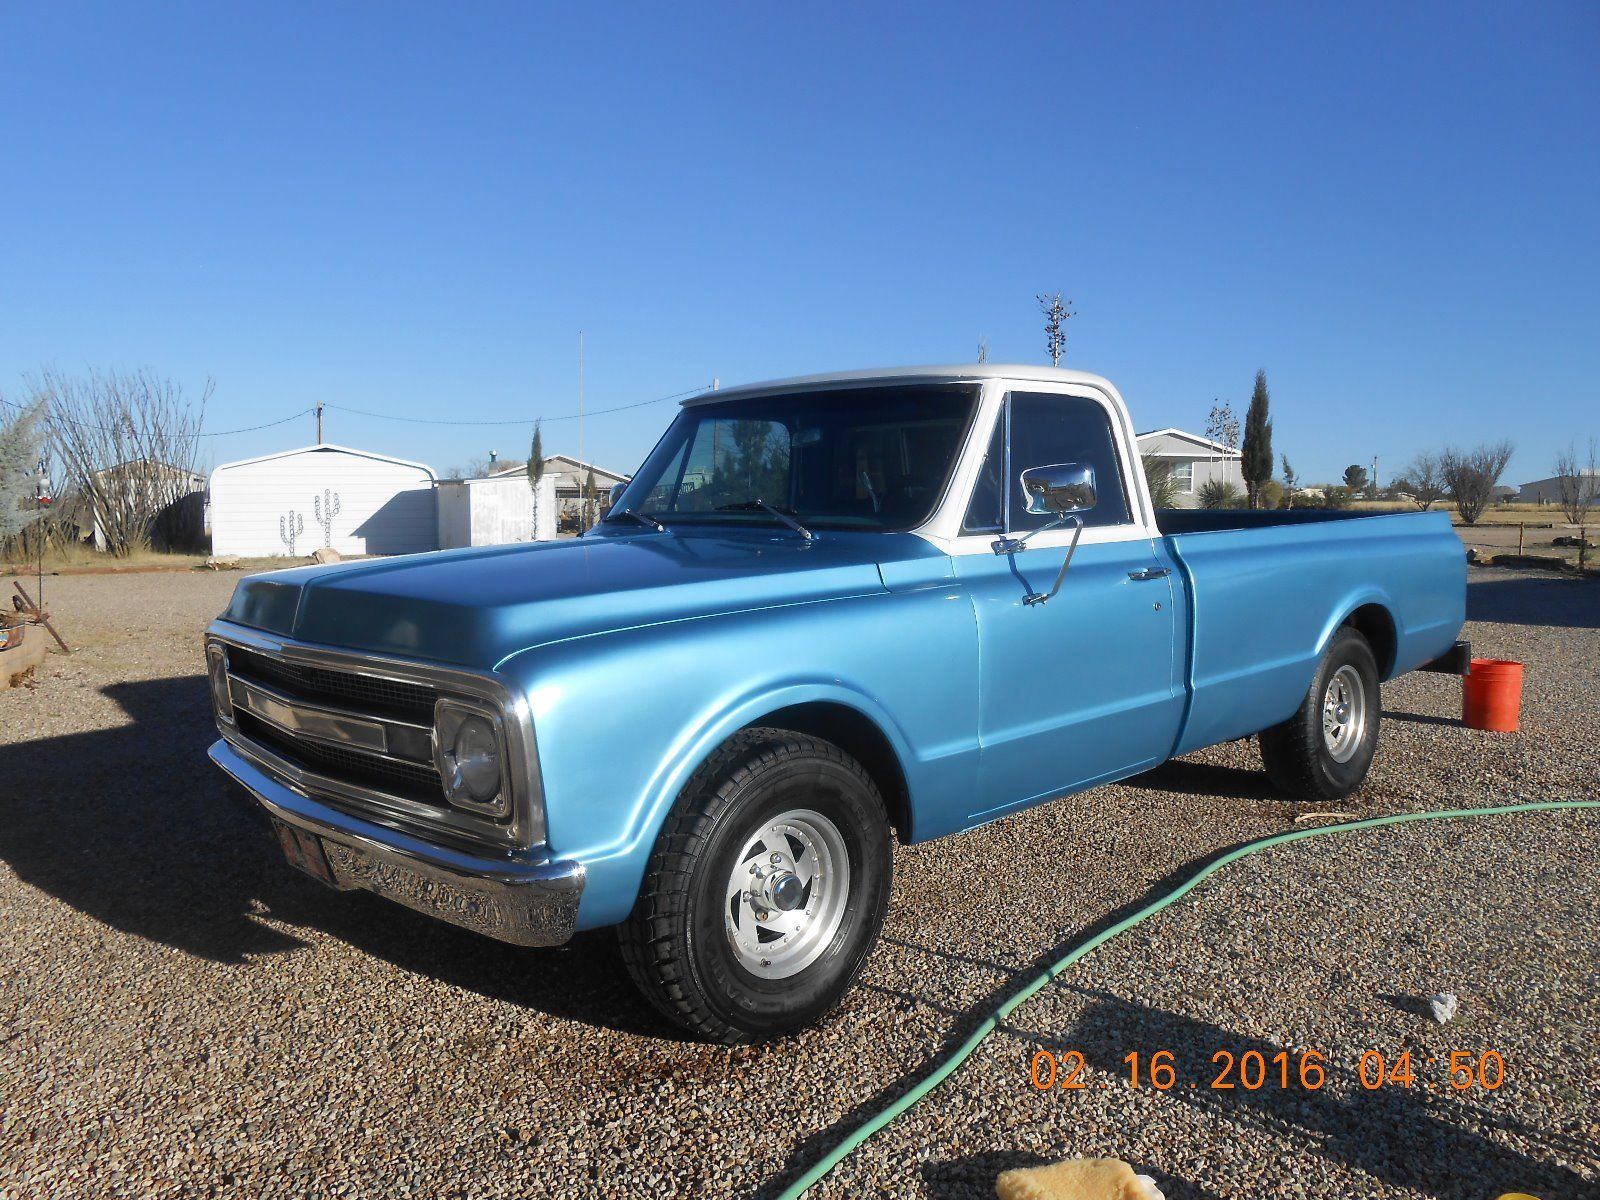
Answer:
[2,2,1596,488]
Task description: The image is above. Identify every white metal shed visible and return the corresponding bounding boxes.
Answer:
[437,470,557,549]
[210,444,438,558]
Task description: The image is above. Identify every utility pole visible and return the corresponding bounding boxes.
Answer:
[585,331,592,534]
[316,403,324,445]
[1371,454,1378,495]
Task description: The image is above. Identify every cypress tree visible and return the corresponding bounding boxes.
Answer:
[1241,370,1274,509]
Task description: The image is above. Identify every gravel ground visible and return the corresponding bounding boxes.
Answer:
[1,565,1595,1199]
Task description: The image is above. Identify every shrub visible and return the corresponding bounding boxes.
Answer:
[1441,441,1515,526]
[1142,455,1180,509]
[1197,478,1243,509]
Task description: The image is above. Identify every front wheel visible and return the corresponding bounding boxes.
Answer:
[1259,626,1380,801]
[618,728,891,1042]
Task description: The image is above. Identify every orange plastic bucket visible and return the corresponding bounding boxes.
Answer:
[1462,659,1523,732]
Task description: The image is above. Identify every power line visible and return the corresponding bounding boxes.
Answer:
[0,393,316,438]
[2,381,710,438]
[318,387,707,428]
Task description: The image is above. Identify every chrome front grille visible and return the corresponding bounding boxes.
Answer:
[207,623,542,850]
[234,711,445,805]
[228,645,436,720]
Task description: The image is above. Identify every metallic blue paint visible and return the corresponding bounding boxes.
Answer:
[217,508,1465,933]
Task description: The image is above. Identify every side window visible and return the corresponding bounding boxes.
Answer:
[1008,392,1132,529]
[961,410,1005,533]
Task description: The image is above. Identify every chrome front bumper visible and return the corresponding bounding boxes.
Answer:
[211,739,585,947]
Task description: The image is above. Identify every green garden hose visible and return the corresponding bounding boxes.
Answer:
[775,799,1600,1200]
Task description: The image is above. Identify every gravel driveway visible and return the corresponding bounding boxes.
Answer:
[1,565,1595,1199]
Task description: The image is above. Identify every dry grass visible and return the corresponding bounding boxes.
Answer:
[2,547,336,577]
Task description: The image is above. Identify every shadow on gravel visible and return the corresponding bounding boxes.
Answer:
[1382,709,1460,728]
[1468,573,1600,629]
[0,675,664,1038]
[1124,758,1281,802]
[1009,991,1590,1200]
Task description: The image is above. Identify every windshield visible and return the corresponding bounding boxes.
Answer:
[614,384,979,532]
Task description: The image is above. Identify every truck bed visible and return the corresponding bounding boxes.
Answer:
[1153,508,1467,757]
[1155,507,1399,535]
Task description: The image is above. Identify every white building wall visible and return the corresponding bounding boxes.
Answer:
[436,473,556,549]
[211,445,437,557]
[1518,473,1599,506]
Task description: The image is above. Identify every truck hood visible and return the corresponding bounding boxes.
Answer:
[220,530,941,668]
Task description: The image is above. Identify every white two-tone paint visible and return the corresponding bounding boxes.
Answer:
[210,444,437,558]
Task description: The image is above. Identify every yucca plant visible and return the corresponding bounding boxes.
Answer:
[1198,478,1243,509]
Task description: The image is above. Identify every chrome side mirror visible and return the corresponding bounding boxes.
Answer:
[994,462,1097,606]
[1021,462,1096,515]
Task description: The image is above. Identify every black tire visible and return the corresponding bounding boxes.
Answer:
[1259,626,1381,802]
[617,727,892,1043]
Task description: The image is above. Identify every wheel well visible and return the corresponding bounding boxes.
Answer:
[1343,603,1397,678]
[755,702,912,843]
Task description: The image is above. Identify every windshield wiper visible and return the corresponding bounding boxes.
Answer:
[605,507,668,534]
[715,500,813,541]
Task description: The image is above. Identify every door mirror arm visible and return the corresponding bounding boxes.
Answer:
[1021,516,1084,606]
[990,461,1095,604]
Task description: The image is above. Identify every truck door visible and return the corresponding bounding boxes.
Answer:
[952,389,1183,820]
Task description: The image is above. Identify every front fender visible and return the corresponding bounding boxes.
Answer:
[497,586,980,929]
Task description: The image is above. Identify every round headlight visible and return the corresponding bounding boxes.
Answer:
[207,644,234,725]
[447,715,502,803]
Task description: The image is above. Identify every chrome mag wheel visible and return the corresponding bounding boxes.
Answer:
[1322,663,1368,763]
[724,808,850,979]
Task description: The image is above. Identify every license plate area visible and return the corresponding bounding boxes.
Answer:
[273,819,337,887]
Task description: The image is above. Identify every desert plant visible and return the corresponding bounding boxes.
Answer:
[1198,478,1243,509]
[1142,454,1180,509]
[1553,439,1598,526]
[1322,485,1354,510]
[1241,371,1273,508]
[1035,292,1077,366]
[1441,441,1515,526]
[1260,479,1285,509]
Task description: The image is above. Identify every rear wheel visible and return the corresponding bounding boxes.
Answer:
[618,728,891,1043]
[1260,626,1380,801]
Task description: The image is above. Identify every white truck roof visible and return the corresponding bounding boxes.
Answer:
[683,364,1119,405]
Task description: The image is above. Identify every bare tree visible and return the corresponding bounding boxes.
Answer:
[1440,441,1515,526]
[1553,438,1598,526]
[976,336,989,364]
[1280,454,1299,507]
[35,368,208,556]
[1035,292,1077,366]
[1403,452,1447,510]
[1204,400,1240,450]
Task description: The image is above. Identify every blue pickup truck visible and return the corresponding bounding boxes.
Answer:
[206,365,1467,1040]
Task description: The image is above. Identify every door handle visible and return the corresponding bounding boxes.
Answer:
[1128,567,1171,581]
